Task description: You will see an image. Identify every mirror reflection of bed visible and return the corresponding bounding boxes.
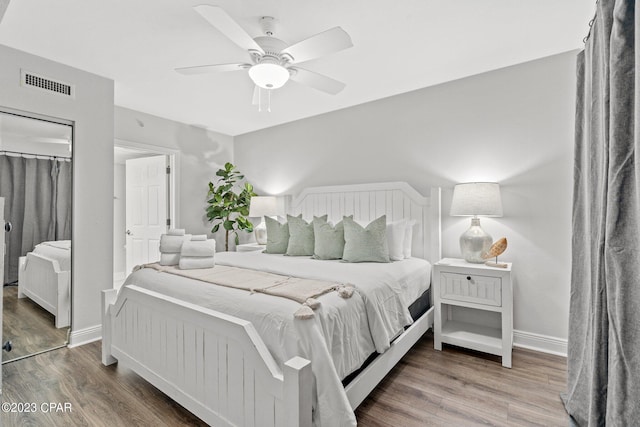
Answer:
[0,111,72,363]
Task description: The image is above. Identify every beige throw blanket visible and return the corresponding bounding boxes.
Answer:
[139,263,354,319]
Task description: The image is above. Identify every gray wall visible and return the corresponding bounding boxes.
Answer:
[114,107,235,251]
[0,44,114,341]
[234,51,577,346]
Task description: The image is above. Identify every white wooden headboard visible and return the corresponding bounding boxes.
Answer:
[286,182,441,263]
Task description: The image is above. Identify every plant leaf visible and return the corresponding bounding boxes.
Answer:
[206,163,257,242]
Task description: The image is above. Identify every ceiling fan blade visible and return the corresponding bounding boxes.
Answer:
[0,0,10,24]
[289,68,346,95]
[194,5,264,53]
[175,63,249,75]
[281,27,353,64]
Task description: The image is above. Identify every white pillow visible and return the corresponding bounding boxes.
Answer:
[386,219,408,261]
[403,219,416,258]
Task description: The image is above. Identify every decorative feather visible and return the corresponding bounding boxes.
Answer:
[482,237,508,259]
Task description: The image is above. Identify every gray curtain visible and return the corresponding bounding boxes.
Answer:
[0,155,72,285]
[563,0,640,425]
[53,159,72,239]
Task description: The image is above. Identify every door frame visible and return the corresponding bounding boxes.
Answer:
[1,197,5,378]
[114,139,179,278]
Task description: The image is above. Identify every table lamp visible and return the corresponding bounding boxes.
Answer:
[450,182,503,263]
[249,196,277,245]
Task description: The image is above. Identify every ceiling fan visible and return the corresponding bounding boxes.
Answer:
[176,5,353,104]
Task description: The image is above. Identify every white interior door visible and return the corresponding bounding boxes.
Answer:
[125,156,168,274]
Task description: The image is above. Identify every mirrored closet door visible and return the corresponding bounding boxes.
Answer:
[0,111,72,363]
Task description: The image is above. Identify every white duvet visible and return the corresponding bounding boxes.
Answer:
[123,251,431,427]
[31,240,71,270]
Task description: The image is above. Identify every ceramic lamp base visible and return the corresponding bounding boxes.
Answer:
[460,217,492,263]
[254,220,267,245]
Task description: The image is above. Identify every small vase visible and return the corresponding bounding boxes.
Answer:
[460,217,492,263]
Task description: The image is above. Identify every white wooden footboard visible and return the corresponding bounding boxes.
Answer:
[102,286,312,427]
[18,254,70,328]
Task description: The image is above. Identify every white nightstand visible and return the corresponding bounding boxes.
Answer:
[433,258,513,368]
[236,243,266,252]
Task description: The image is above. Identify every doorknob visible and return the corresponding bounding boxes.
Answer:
[2,340,12,352]
[4,221,11,232]
[126,230,132,236]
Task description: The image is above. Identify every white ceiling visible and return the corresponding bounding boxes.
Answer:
[0,1,593,136]
[0,111,72,157]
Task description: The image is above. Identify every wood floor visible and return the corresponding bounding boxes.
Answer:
[355,334,568,426]
[2,286,68,362]
[1,332,568,426]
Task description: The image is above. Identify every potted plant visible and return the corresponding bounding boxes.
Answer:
[206,162,257,251]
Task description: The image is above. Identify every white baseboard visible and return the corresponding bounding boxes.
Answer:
[68,324,102,348]
[513,329,567,357]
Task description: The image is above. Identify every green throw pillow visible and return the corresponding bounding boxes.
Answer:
[342,215,390,263]
[312,216,352,260]
[286,214,327,256]
[263,215,296,254]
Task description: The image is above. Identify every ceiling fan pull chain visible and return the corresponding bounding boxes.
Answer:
[255,87,272,113]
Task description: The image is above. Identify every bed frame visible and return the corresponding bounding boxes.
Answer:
[102,182,441,426]
[18,253,70,328]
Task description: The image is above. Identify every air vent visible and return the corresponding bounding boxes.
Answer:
[21,70,75,98]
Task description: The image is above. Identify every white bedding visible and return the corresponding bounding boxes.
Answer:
[31,240,71,270]
[122,251,431,427]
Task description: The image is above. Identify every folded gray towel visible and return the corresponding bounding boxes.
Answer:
[191,234,207,241]
[160,234,192,253]
[167,229,186,236]
[179,256,215,270]
[181,239,216,257]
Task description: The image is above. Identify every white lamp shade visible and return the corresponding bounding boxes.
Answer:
[248,63,289,89]
[450,182,503,217]
[249,196,278,217]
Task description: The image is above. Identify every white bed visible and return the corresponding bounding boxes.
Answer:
[102,182,441,427]
[18,240,71,328]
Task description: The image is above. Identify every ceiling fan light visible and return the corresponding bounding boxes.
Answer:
[248,63,289,89]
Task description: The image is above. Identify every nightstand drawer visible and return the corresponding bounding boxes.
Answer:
[440,272,502,306]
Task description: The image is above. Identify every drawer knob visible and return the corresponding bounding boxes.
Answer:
[467,276,471,281]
